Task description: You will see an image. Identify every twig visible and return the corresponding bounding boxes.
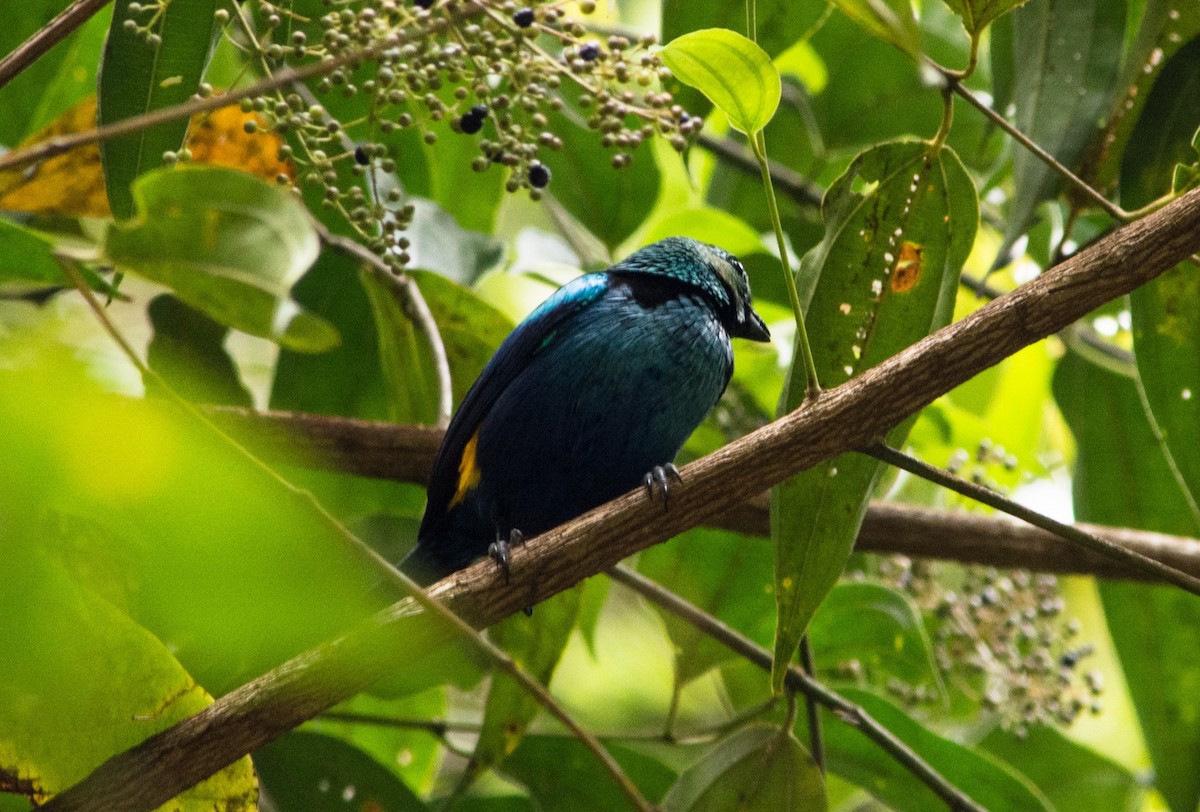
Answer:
[937,70,1126,220]
[865,444,1200,595]
[39,186,1200,810]
[696,132,824,208]
[0,0,112,90]
[201,406,1200,581]
[314,223,454,428]
[798,636,825,771]
[607,566,984,812]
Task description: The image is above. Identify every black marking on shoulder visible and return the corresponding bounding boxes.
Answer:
[609,271,692,309]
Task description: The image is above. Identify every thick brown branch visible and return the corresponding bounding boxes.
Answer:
[41,186,1200,812]
[205,408,1200,582]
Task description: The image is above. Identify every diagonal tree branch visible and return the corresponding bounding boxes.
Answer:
[40,183,1200,812]
[204,408,1200,582]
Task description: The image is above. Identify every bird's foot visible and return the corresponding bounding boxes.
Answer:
[488,528,525,585]
[643,463,683,510]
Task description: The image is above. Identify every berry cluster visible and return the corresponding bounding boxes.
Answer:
[868,557,1102,735]
[200,0,697,272]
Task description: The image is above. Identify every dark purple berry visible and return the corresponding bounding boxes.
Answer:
[528,162,551,188]
[512,7,535,27]
[414,0,435,8]
[354,146,370,165]
[468,104,489,120]
[459,114,484,134]
[578,41,600,61]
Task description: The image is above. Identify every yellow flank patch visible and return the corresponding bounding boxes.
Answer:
[448,431,483,508]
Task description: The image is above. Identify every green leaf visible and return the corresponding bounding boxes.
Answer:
[408,269,514,406]
[825,688,1051,810]
[0,219,112,293]
[662,726,826,811]
[637,528,775,684]
[1053,351,1200,812]
[146,294,253,406]
[0,359,404,696]
[0,488,256,806]
[981,725,1143,812]
[362,270,440,425]
[470,587,584,774]
[832,0,922,59]
[270,249,391,418]
[1131,262,1200,512]
[1119,36,1200,209]
[999,0,1124,261]
[940,0,1031,37]
[254,731,425,810]
[310,689,446,794]
[661,1,825,60]
[503,736,675,812]
[771,140,977,689]
[98,0,221,218]
[661,29,782,135]
[1086,0,1200,197]
[808,582,944,696]
[102,165,339,352]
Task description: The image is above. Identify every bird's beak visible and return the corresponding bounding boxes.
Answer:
[738,306,771,342]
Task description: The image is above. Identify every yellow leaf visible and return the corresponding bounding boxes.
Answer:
[0,96,294,218]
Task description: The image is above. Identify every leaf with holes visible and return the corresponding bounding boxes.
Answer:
[771,140,977,689]
[661,28,781,135]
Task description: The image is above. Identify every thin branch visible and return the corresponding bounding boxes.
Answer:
[865,444,1200,595]
[607,566,985,812]
[937,70,1126,220]
[696,132,824,208]
[201,406,1200,581]
[0,3,488,174]
[41,186,1200,810]
[314,222,454,428]
[0,0,112,90]
[798,636,825,772]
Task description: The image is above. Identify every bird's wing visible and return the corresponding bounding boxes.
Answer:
[419,274,610,534]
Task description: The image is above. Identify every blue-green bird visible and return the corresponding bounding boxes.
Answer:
[401,237,770,585]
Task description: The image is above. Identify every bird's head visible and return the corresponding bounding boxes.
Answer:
[616,237,771,342]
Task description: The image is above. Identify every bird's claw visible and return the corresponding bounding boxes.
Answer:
[488,528,525,585]
[643,463,683,510]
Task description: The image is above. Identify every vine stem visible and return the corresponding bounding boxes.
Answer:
[54,261,649,812]
[750,129,821,397]
[864,444,1200,595]
[608,566,985,812]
